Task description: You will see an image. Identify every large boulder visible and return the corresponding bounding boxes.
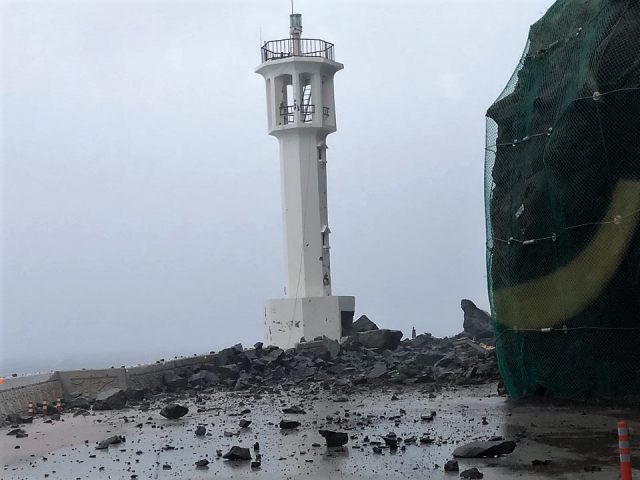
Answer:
[125,388,147,403]
[188,370,221,387]
[453,440,516,458]
[93,388,127,411]
[351,315,379,334]
[346,329,403,352]
[296,337,341,360]
[461,299,493,340]
[162,372,188,392]
[70,396,91,409]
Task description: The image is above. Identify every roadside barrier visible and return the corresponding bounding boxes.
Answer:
[619,421,632,480]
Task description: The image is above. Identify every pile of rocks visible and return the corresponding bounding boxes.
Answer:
[111,313,499,405]
[5,301,499,420]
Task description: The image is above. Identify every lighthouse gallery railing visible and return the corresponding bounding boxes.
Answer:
[261,38,335,62]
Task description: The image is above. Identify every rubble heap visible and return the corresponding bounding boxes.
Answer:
[114,314,499,402]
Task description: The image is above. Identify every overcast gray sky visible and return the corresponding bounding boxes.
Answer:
[1,0,555,374]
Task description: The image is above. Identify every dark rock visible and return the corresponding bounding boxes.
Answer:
[96,435,125,449]
[445,460,459,472]
[435,352,462,368]
[460,467,484,479]
[367,363,388,379]
[254,342,263,350]
[282,406,306,414]
[532,459,551,466]
[162,463,172,470]
[195,425,206,436]
[251,461,261,469]
[239,419,252,428]
[584,466,602,472]
[453,440,516,458]
[351,315,379,333]
[70,397,91,409]
[280,420,301,429]
[234,374,252,390]
[215,347,238,367]
[159,404,189,420]
[319,430,348,447]
[347,329,404,352]
[195,459,209,467]
[189,370,221,387]
[7,429,26,436]
[93,388,127,411]
[216,364,240,380]
[296,337,341,360]
[415,352,445,366]
[461,299,493,339]
[125,388,146,402]
[223,446,252,461]
[162,372,188,392]
[411,333,435,348]
[382,436,398,447]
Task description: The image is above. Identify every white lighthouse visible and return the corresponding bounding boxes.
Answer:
[256,13,355,349]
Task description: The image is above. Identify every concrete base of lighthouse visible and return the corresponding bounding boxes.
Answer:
[265,296,355,350]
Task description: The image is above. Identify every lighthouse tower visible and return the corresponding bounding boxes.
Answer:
[256,13,355,349]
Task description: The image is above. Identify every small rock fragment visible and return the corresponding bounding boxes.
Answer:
[319,430,348,447]
[280,420,301,429]
[444,460,459,472]
[460,467,484,479]
[160,404,189,420]
[223,446,252,461]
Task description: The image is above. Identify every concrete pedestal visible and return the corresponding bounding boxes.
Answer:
[265,296,355,350]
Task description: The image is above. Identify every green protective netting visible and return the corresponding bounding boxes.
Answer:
[485,0,640,400]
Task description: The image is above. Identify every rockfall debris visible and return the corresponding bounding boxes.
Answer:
[106,312,498,400]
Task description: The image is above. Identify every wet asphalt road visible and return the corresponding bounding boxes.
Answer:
[2,383,638,479]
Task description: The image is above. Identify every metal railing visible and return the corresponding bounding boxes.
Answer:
[261,38,335,62]
[279,104,316,124]
[279,105,296,124]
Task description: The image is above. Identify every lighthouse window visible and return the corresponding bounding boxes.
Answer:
[318,148,322,160]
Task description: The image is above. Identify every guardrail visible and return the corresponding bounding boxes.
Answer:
[262,38,335,62]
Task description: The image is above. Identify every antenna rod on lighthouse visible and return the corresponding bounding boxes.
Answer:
[289,12,302,54]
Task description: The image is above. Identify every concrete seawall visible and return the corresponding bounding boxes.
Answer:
[1,353,219,423]
[0,373,63,420]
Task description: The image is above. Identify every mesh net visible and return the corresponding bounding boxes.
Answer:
[485,0,640,400]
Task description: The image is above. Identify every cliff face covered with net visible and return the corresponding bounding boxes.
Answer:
[485,0,640,400]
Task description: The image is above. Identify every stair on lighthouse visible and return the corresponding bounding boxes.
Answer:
[301,80,313,123]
